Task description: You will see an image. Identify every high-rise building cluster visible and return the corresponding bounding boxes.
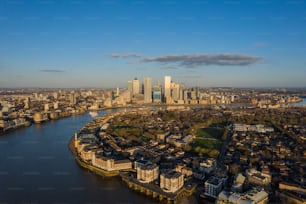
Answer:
[127,76,189,104]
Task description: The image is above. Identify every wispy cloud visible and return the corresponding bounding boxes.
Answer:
[110,53,142,58]
[110,53,263,67]
[40,69,65,73]
[144,53,262,67]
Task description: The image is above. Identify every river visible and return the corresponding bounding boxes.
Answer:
[0,110,160,204]
[294,97,306,107]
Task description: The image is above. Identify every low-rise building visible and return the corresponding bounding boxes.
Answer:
[232,173,246,193]
[92,154,132,171]
[217,187,269,204]
[205,176,228,199]
[246,169,271,188]
[160,170,184,193]
[80,145,99,161]
[279,190,306,204]
[137,163,159,183]
[199,158,216,174]
[175,163,193,177]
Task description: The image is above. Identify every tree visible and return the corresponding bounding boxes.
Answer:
[194,146,201,153]
[208,149,220,158]
[183,144,192,152]
[222,127,229,141]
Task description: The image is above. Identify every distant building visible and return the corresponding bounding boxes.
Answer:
[54,102,59,109]
[44,103,49,111]
[128,80,133,99]
[233,124,274,133]
[153,82,162,103]
[171,82,180,101]
[166,134,194,148]
[164,76,171,102]
[143,77,152,103]
[116,87,120,97]
[70,91,77,105]
[33,112,48,123]
[132,78,140,95]
[137,163,159,183]
[160,170,184,193]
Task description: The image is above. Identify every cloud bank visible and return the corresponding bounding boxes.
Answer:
[110,53,262,67]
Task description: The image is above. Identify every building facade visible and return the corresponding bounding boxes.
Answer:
[160,170,184,193]
[205,176,227,199]
[132,78,140,95]
[153,83,162,103]
[92,154,132,171]
[217,187,269,204]
[137,163,159,183]
[143,77,152,104]
[164,76,171,102]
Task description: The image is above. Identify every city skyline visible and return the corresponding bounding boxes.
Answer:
[1,0,306,88]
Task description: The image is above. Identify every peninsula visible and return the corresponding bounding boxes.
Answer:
[70,106,306,203]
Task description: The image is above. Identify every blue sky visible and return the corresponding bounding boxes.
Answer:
[0,0,305,88]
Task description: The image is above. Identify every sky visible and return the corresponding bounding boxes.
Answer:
[0,0,305,88]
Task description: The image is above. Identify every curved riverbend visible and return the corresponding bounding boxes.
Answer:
[0,110,161,203]
[70,109,200,204]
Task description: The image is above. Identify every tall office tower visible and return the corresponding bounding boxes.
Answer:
[153,82,162,103]
[179,84,185,100]
[171,82,180,101]
[191,88,197,100]
[116,87,120,97]
[70,91,76,105]
[128,80,133,98]
[164,76,171,100]
[144,77,152,103]
[132,78,140,95]
[141,83,144,94]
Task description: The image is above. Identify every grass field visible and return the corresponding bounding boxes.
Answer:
[194,127,224,149]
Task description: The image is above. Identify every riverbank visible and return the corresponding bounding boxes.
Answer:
[68,136,119,177]
[68,110,196,204]
[68,136,191,203]
[120,172,196,204]
[0,110,159,204]
[0,110,86,136]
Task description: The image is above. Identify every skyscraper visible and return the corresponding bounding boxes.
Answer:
[70,91,76,105]
[153,81,162,103]
[132,78,140,95]
[164,76,171,100]
[144,77,152,103]
[116,87,120,97]
[128,80,133,99]
[171,82,180,101]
